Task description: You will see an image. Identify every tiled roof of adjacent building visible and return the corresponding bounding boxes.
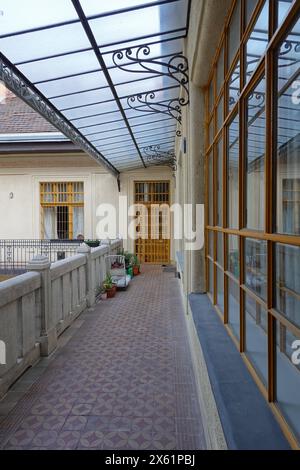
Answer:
[0,87,58,134]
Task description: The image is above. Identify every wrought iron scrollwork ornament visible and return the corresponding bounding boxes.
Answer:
[113,46,189,94]
[127,92,185,123]
[113,45,189,123]
[143,144,177,171]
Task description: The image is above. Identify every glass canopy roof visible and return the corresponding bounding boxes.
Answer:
[0,0,190,175]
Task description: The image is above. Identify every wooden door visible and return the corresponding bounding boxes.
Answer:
[134,181,170,264]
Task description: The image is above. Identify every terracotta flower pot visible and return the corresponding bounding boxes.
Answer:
[106,285,116,298]
[133,265,139,276]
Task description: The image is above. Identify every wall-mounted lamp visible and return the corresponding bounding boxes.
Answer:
[9,192,14,199]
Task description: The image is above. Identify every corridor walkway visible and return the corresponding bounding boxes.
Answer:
[0,265,206,450]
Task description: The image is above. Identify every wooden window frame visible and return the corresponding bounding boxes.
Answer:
[204,0,300,448]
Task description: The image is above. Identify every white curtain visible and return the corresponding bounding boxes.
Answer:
[43,207,57,239]
[73,207,84,239]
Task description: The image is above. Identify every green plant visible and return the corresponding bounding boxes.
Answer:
[103,273,113,290]
[124,251,133,267]
[132,254,140,267]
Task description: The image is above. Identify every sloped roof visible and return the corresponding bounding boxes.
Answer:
[0,87,58,133]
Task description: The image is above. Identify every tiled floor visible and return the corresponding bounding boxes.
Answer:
[0,265,206,450]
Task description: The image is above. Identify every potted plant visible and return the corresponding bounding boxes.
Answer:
[103,273,117,298]
[85,239,100,248]
[124,251,133,278]
[132,254,140,276]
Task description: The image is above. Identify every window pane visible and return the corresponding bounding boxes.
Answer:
[228,60,240,112]
[228,114,239,228]
[208,231,214,258]
[245,1,269,83]
[217,232,223,267]
[209,79,214,115]
[228,1,241,67]
[217,139,223,226]
[228,277,240,340]
[245,238,267,302]
[209,260,214,296]
[208,153,214,226]
[246,77,266,231]
[216,47,224,96]
[209,118,214,146]
[246,0,260,24]
[217,95,224,131]
[276,244,300,329]
[276,322,300,443]
[276,19,300,235]
[228,234,240,278]
[217,267,224,313]
[245,293,268,385]
[277,0,294,27]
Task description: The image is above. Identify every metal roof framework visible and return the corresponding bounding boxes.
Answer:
[0,0,191,177]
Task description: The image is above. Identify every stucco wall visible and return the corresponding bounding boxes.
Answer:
[0,160,174,259]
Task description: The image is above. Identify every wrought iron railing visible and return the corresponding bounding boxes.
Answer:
[0,239,83,274]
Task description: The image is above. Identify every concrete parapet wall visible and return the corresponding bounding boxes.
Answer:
[0,239,123,398]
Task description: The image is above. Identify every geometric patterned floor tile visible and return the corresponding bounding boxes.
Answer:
[0,265,207,450]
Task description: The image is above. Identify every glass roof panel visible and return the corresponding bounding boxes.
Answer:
[88,1,188,47]
[50,88,114,110]
[36,71,107,98]
[64,101,120,120]
[79,0,163,17]
[0,0,77,36]
[17,50,100,83]
[100,29,186,52]
[0,23,91,63]
[0,0,189,171]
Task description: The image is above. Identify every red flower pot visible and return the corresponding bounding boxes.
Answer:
[106,285,117,298]
[133,265,139,276]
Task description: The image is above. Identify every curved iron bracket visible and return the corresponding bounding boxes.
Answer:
[112,45,189,124]
[113,46,189,94]
[127,92,186,124]
[143,144,177,171]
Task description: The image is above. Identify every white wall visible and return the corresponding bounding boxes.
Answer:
[0,163,175,260]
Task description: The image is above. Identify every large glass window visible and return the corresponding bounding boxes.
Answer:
[276,244,300,329]
[245,293,268,385]
[246,77,266,230]
[276,20,300,235]
[245,238,267,301]
[205,0,300,446]
[228,114,239,228]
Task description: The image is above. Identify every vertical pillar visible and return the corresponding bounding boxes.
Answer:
[188,82,206,294]
[77,243,95,307]
[27,255,57,356]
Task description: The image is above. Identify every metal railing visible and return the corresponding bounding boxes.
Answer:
[0,239,83,274]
